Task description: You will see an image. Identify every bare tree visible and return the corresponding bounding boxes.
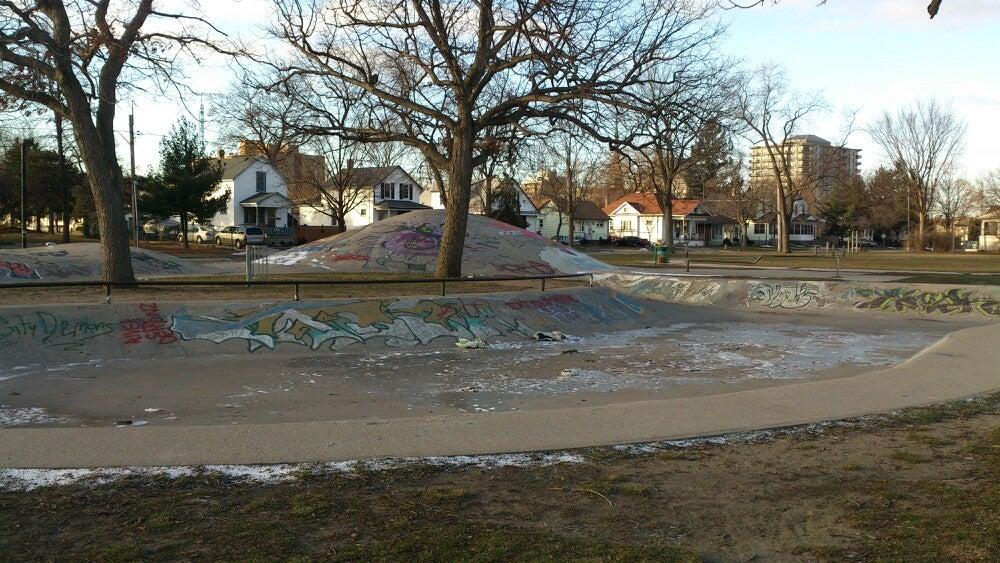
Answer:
[633,61,732,249]
[525,126,603,246]
[723,0,944,18]
[0,1,220,281]
[702,157,762,246]
[868,99,966,251]
[734,65,833,254]
[265,0,717,276]
[978,168,1000,211]
[213,71,314,167]
[305,137,411,230]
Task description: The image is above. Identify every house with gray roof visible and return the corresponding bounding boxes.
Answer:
[298,165,429,228]
[209,153,296,233]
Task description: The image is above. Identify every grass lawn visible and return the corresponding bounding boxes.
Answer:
[0,229,89,247]
[4,395,1000,560]
[590,247,1000,274]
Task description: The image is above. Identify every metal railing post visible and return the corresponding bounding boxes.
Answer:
[105,283,111,304]
[441,279,446,296]
[294,283,300,301]
[541,277,546,292]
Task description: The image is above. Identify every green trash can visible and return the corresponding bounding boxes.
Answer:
[654,245,671,264]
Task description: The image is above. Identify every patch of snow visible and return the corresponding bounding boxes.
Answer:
[0,406,71,427]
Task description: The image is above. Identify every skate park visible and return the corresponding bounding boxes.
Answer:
[1,213,999,469]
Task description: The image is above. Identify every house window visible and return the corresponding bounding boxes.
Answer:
[985,221,998,236]
[379,183,394,199]
[255,171,266,193]
[539,218,544,228]
[792,224,815,236]
[360,208,367,217]
[399,183,413,200]
[754,223,767,235]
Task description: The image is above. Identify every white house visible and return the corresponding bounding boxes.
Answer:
[210,155,296,232]
[298,166,429,228]
[534,198,610,242]
[603,193,736,246]
[746,200,823,246]
[422,178,541,232]
[979,208,1000,251]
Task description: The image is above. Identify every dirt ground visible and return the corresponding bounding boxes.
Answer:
[3,395,1000,561]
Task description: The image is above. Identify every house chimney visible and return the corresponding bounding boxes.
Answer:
[218,148,225,159]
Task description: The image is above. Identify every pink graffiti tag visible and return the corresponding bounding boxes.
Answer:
[121,303,178,345]
[0,260,40,280]
[505,294,581,322]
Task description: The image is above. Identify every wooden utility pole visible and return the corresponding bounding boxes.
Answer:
[129,111,139,247]
[56,113,70,243]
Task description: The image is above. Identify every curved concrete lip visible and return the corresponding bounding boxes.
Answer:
[2,321,997,469]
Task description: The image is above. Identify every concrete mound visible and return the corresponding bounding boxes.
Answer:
[270,210,612,276]
[0,243,207,283]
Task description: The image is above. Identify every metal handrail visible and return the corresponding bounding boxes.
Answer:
[0,272,595,302]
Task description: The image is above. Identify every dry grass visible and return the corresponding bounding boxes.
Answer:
[4,395,1000,560]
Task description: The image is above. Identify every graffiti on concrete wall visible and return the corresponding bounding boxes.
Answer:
[168,290,642,353]
[851,288,1000,316]
[121,303,179,345]
[598,274,726,305]
[0,312,115,351]
[0,260,40,280]
[747,282,826,310]
[169,297,532,352]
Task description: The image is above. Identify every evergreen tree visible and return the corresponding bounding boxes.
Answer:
[683,119,732,199]
[142,119,228,248]
[486,179,528,228]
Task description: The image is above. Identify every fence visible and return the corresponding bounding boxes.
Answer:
[245,244,269,282]
[1,273,594,303]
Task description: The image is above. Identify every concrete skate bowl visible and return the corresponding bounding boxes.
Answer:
[268,210,612,276]
[0,282,998,469]
[0,243,207,283]
[597,272,1000,320]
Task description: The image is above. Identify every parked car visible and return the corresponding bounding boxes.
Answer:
[615,236,650,248]
[215,226,266,248]
[176,224,216,244]
[551,234,584,245]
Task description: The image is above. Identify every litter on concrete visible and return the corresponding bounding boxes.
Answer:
[533,331,566,341]
[455,338,487,349]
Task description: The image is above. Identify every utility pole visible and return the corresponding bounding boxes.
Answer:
[56,113,70,243]
[905,186,911,252]
[19,138,28,249]
[129,110,139,247]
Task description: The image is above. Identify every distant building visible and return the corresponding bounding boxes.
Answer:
[298,165,429,228]
[749,134,861,210]
[235,141,326,218]
[209,154,295,231]
[602,193,737,246]
[532,197,610,242]
[420,178,542,232]
[979,208,1000,251]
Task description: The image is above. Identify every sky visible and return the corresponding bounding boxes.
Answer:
[111,0,1000,178]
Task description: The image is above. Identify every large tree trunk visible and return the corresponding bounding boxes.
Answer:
[435,124,474,278]
[775,188,791,254]
[916,211,926,252]
[180,212,190,249]
[74,134,136,282]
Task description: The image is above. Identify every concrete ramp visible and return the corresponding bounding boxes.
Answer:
[0,243,209,283]
[269,209,612,276]
[0,286,644,369]
[599,272,1000,320]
